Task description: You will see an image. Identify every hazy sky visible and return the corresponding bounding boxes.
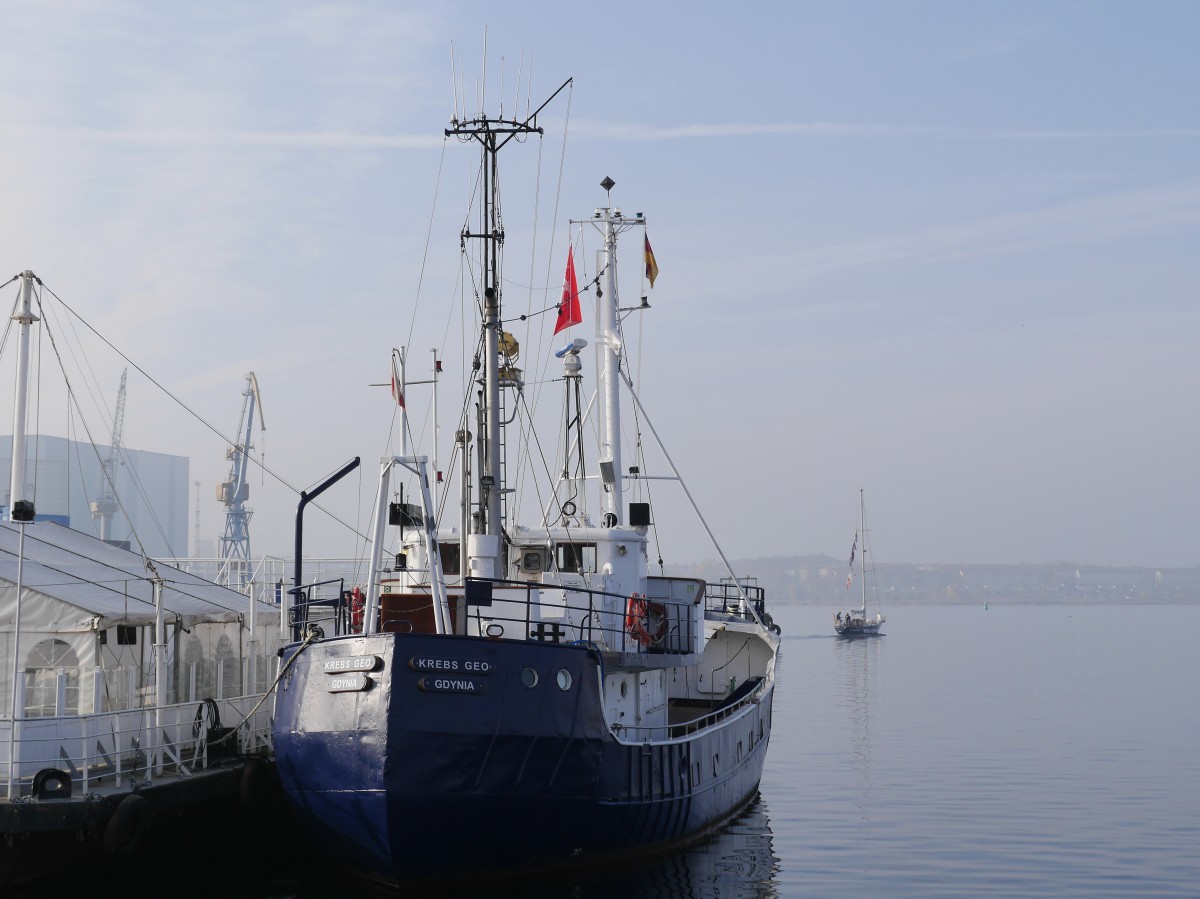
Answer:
[0,1,1196,569]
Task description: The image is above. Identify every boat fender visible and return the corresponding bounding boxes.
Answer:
[625,594,667,646]
[239,757,268,809]
[103,793,152,859]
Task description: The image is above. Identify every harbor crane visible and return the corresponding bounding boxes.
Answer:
[90,368,127,543]
[217,372,264,588]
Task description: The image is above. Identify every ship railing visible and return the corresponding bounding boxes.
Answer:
[461,576,699,656]
[284,574,701,655]
[0,693,271,800]
[611,675,769,744]
[704,577,770,623]
[286,577,348,641]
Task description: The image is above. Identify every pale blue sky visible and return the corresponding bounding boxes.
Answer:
[1,1,1196,567]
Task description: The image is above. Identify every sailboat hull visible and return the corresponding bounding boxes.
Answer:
[835,622,884,637]
[272,630,774,885]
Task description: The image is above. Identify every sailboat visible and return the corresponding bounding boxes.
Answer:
[270,81,782,887]
[834,489,885,637]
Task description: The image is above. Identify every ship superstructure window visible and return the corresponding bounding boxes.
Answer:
[556,542,596,573]
[439,543,461,575]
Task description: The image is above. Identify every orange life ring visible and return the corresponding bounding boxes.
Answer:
[351,586,365,632]
[625,593,667,646]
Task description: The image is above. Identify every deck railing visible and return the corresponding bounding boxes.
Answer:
[289,575,701,656]
[0,692,272,800]
[704,577,772,626]
[610,675,770,744]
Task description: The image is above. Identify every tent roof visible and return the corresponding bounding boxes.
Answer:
[0,520,274,630]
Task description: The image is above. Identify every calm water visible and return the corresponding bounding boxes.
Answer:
[763,603,1200,897]
[14,604,1200,897]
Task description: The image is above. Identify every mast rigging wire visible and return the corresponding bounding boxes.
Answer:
[30,279,367,542]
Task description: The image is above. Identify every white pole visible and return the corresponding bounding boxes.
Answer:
[363,457,394,634]
[6,523,27,797]
[5,271,37,797]
[9,272,38,517]
[247,584,258,697]
[408,457,448,633]
[599,213,623,525]
[153,577,165,774]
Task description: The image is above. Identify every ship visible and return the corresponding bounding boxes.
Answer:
[271,80,781,887]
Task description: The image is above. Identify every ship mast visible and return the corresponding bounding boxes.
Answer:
[573,179,646,527]
[446,78,571,570]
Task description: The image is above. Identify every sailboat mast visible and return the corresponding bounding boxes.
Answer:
[859,488,867,613]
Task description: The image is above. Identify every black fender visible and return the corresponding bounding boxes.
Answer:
[103,793,152,859]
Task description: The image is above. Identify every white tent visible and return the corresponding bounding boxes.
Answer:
[0,521,282,717]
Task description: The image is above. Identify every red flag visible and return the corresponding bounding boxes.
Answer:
[554,247,582,335]
[644,234,659,288]
[391,353,405,408]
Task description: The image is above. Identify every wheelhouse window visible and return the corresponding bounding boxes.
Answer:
[439,542,461,575]
[556,542,596,573]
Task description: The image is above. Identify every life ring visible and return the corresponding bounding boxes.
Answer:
[351,586,365,632]
[625,594,667,646]
[103,793,151,859]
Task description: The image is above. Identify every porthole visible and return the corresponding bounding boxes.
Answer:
[556,669,573,691]
[620,680,628,698]
[521,667,539,688]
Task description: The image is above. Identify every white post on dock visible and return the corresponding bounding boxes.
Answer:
[5,271,38,798]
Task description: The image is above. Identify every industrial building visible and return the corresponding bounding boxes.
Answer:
[0,435,189,559]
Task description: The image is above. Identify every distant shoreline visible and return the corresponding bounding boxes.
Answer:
[670,555,1200,605]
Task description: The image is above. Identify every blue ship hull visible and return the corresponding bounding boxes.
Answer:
[272,631,774,884]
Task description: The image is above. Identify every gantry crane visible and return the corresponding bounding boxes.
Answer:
[216,372,264,587]
[90,368,127,543]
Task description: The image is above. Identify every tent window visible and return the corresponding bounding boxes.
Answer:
[117,625,137,645]
[184,636,208,703]
[23,638,80,717]
[215,634,241,699]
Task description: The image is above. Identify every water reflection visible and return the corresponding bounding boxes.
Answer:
[252,795,781,898]
[472,794,782,899]
[9,793,781,899]
[833,635,883,822]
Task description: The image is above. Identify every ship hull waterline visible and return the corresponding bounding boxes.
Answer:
[272,630,774,884]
